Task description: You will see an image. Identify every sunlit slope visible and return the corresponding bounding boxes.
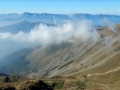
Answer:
[26,26,120,78]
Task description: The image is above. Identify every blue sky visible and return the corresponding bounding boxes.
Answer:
[0,0,120,15]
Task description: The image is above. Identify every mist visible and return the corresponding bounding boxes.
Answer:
[102,18,119,33]
[0,20,100,45]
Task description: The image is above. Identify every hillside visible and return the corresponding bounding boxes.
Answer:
[0,24,119,74]
[0,24,119,89]
[0,73,8,76]
[0,45,41,75]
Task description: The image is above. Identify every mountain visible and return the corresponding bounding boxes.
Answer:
[0,21,53,34]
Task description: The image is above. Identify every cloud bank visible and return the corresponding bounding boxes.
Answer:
[0,20,100,45]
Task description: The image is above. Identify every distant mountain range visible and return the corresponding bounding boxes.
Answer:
[0,12,120,27]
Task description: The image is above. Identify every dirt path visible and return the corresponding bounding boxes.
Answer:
[89,82,110,90]
[85,66,120,90]
[87,66,120,77]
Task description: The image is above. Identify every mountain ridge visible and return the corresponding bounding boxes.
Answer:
[1,12,120,16]
[0,21,53,34]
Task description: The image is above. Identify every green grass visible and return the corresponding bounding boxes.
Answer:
[45,81,63,89]
[76,81,87,88]
[54,82,63,89]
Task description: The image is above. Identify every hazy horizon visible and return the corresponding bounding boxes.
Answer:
[0,12,120,16]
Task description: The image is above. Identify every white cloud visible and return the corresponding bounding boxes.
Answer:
[0,20,100,45]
